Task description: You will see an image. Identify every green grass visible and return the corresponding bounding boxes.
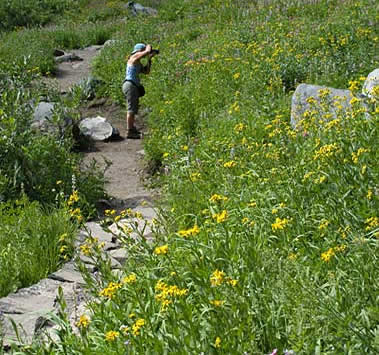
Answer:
[0,198,77,297]
[1,0,378,353]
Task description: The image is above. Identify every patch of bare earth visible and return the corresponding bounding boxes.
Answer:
[49,46,155,207]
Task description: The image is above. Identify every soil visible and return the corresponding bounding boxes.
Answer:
[48,46,155,209]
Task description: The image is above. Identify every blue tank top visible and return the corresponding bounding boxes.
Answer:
[125,63,142,86]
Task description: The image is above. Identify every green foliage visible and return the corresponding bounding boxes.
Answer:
[0,197,77,297]
[3,0,379,353]
[0,0,76,32]
[0,57,106,212]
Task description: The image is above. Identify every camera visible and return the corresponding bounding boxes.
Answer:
[150,49,160,55]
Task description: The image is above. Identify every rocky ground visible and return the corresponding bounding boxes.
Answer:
[0,45,157,350]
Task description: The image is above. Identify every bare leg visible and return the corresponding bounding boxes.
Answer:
[127,111,135,130]
[126,111,141,138]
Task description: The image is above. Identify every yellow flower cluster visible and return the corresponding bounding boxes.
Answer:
[210,269,237,287]
[122,273,137,284]
[212,210,228,223]
[76,314,90,329]
[321,244,347,262]
[313,143,339,161]
[154,244,169,255]
[210,299,225,307]
[80,236,105,256]
[271,217,290,231]
[223,160,236,168]
[155,280,188,311]
[214,336,222,348]
[105,330,119,342]
[190,172,201,182]
[209,194,228,203]
[365,217,379,231]
[99,282,121,299]
[319,219,330,231]
[234,122,245,132]
[178,224,200,238]
[67,190,79,206]
[351,148,369,164]
[132,318,145,336]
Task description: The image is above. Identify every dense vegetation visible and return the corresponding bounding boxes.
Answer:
[0,1,108,296]
[1,0,378,353]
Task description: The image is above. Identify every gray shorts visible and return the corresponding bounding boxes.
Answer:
[122,81,139,114]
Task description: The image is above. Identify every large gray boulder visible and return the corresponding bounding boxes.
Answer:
[32,101,72,135]
[362,68,379,98]
[291,84,353,129]
[125,1,158,16]
[79,116,119,141]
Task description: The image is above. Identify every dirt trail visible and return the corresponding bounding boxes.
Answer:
[0,46,157,349]
[50,46,152,205]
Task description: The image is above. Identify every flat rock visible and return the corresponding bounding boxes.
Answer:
[109,248,128,264]
[0,278,84,346]
[48,262,85,284]
[83,221,114,243]
[79,116,114,141]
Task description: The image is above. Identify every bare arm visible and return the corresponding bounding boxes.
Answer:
[128,44,152,64]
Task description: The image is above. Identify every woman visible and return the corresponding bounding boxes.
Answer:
[122,43,155,139]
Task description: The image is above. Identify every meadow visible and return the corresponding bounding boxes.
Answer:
[1,0,378,353]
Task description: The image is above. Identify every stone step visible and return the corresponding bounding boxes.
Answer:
[1,204,157,350]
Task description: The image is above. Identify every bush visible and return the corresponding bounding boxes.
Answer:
[0,58,106,215]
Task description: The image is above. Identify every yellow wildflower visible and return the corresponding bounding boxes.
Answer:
[365,217,379,231]
[271,217,290,231]
[212,210,228,223]
[209,194,228,203]
[80,243,91,256]
[76,314,90,329]
[190,172,201,182]
[67,190,79,206]
[132,318,145,336]
[154,244,169,255]
[210,269,225,286]
[214,337,222,348]
[122,274,137,284]
[210,300,225,307]
[313,143,339,161]
[226,278,238,287]
[178,224,200,238]
[105,330,119,342]
[223,160,236,168]
[99,282,121,299]
[321,248,335,262]
[234,122,245,132]
[319,219,330,231]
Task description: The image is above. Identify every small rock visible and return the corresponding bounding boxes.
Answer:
[55,53,83,63]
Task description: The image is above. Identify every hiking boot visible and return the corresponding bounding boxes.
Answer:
[127,127,142,139]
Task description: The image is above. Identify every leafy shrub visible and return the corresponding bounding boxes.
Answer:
[0,58,106,214]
